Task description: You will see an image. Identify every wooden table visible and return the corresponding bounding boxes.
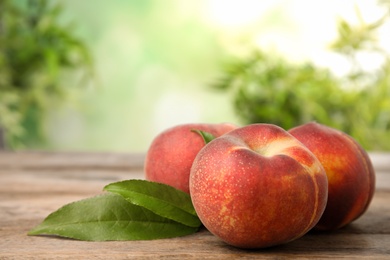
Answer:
[1,151,390,259]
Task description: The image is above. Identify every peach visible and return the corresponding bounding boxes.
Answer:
[289,122,376,230]
[144,123,237,193]
[190,124,328,248]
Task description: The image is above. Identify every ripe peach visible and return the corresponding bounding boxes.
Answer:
[190,124,328,248]
[144,123,237,193]
[289,122,376,230]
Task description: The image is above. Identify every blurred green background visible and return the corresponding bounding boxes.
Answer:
[1,0,390,152]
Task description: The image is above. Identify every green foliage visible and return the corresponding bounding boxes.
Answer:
[104,180,201,228]
[191,129,217,145]
[213,5,390,151]
[29,180,201,241]
[0,0,93,149]
[28,193,199,241]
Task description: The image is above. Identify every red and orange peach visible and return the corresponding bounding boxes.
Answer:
[190,124,328,248]
[289,122,375,230]
[144,123,237,193]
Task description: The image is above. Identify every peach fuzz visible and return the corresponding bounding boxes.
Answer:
[190,124,328,248]
[289,122,375,230]
[144,123,237,193]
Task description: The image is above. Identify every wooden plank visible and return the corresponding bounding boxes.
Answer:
[369,152,390,171]
[0,190,389,259]
[0,151,389,170]
[0,151,145,170]
[0,152,390,259]
[2,151,389,189]
[1,151,388,170]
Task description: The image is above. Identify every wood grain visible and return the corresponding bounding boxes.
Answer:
[1,152,389,259]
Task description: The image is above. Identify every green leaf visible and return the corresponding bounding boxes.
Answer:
[104,180,201,228]
[191,129,216,144]
[28,193,198,241]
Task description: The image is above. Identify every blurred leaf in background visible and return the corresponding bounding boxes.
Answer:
[213,2,390,151]
[0,0,93,149]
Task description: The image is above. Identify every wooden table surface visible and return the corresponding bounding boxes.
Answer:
[1,151,390,259]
